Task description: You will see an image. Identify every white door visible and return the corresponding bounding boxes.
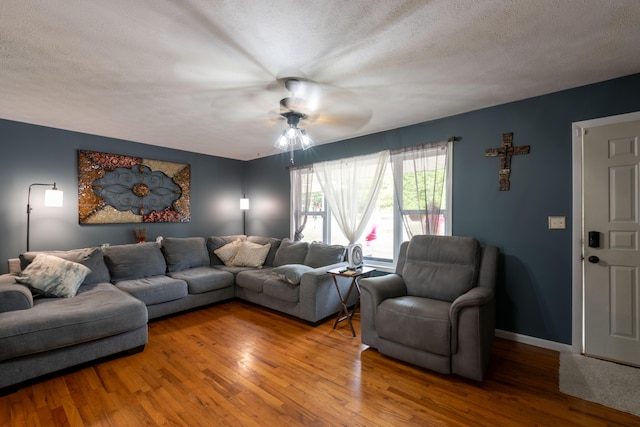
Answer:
[583,119,640,366]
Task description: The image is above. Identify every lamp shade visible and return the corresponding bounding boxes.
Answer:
[44,189,64,207]
[240,198,250,210]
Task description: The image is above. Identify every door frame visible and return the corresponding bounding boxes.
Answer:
[571,111,640,354]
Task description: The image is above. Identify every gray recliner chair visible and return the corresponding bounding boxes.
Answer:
[360,235,499,381]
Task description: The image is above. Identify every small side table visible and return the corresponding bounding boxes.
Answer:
[328,266,375,337]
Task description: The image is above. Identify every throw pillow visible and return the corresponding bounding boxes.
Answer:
[272,264,313,285]
[304,242,346,268]
[16,254,91,298]
[19,246,110,285]
[231,241,271,268]
[214,239,243,266]
[247,236,282,267]
[207,235,246,265]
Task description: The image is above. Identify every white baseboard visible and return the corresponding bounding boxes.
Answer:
[496,329,573,353]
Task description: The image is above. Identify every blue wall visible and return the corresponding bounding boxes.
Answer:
[2,73,640,344]
[246,73,640,344]
[0,121,246,272]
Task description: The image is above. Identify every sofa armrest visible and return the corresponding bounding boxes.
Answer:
[359,274,407,348]
[0,275,33,314]
[296,262,349,323]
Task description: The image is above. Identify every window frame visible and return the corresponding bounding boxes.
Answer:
[291,141,452,271]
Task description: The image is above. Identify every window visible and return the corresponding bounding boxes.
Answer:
[291,140,451,269]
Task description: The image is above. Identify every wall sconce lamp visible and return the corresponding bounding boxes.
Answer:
[27,182,63,251]
[240,195,249,235]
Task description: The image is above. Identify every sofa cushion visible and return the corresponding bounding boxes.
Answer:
[161,237,210,272]
[213,264,255,275]
[247,236,281,267]
[402,235,481,302]
[303,242,346,268]
[263,277,300,303]
[273,239,309,267]
[113,275,188,306]
[16,254,91,298]
[0,283,147,363]
[104,242,167,281]
[213,239,243,266]
[235,268,275,293]
[272,264,313,285]
[206,235,246,265]
[20,246,110,285]
[231,241,271,268]
[168,267,235,294]
[376,296,452,356]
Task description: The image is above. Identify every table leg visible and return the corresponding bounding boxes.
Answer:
[332,276,357,336]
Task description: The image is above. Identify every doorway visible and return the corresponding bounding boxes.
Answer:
[572,111,640,361]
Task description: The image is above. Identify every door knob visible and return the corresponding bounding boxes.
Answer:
[588,255,600,264]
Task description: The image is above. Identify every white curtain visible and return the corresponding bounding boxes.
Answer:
[390,141,449,237]
[314,151,389,244]
[290,165,314,241]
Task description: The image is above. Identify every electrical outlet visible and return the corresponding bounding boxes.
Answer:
[548,216,566,230]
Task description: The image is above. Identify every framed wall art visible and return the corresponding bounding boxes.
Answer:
[78,150,191,224]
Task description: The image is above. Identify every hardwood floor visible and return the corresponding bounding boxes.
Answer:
[1,300,638,426]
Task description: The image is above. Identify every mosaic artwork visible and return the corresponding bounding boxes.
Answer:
[78,150,190,224]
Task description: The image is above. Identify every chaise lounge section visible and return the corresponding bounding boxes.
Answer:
[0,247,148,392]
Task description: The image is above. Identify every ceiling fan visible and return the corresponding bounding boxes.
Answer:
[274,78,315,163]
[270,72,372,164]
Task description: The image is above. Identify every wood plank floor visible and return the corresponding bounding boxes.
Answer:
[1,300,638,426]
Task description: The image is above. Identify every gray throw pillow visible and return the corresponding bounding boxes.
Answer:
[16,254,91,298]
[304,242,346,268]
[273,239,309,267]
[104,242,167,281]
[161,237,210,272]
[19,246,110,285]
[272,264,313,285]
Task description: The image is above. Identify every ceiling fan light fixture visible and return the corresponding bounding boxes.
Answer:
[299,129,314,150]
[274,112,314,155]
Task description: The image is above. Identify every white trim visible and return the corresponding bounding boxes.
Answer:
[495,329,572,353]
[571,111,640,355]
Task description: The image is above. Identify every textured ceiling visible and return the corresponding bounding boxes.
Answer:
[2,1,640,161]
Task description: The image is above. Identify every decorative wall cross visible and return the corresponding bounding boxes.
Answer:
[485,132,530,191]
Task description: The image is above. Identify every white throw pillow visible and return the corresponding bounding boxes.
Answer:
[231,241,271,268]
[213,239,243,266]
[16,253,91,298]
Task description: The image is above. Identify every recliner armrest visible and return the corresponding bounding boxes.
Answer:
[360,273,407,305]
[360,273,407,348]
[450,286,494,316]
[449,286,494,353]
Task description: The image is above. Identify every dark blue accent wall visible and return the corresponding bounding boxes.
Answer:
[245,73,640,344]
[2,73,640,344]
[0,120,245,272]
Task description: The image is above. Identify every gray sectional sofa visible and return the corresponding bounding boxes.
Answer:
[0,235,352,393]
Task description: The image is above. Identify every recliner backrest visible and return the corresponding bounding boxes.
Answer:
[402,235,481,302]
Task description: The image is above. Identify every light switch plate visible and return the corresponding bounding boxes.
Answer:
[548,216,566,230]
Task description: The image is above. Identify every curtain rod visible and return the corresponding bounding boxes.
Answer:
[286,136,460,169]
